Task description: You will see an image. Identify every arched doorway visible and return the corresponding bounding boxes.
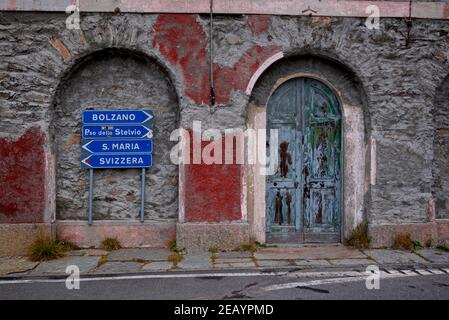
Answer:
[266,77,342,243]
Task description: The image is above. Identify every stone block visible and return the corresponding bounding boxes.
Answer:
[95,261,143,273]
[107,248,171,262]
[255,245,366,260]
[176,223,250,253]
[56,221,176,249]
[177,255,213,270]
[0,257,39,275]
[142,261,173,271]
[363,249,428,264]
[31,256,100,275]
[416,248,449,263]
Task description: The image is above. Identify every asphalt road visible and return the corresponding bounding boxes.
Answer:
[1,268,449,300]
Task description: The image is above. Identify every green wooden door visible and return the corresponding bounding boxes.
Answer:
[266,77,341,243]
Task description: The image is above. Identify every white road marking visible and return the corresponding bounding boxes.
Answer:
[286,270,364,278]
[400,269,418,276]
[263,271,424,292]
[381,270,400,277]
[263,276,370,291]
[428,269,445,275]
[415,269,432,276]
[0,271,286,285]
[1,268,447,287]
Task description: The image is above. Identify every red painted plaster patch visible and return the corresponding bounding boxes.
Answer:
[152,14,211,105]
[8,0,16,11]
[184,163,241,222]
[247,15,271,35]
[214,45,281,104]
[183,130,241,222]
[152,14,281,105]
[444,3,449,19]
[0,128,46,223]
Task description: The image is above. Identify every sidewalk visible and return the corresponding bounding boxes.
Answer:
[1,244,449,278]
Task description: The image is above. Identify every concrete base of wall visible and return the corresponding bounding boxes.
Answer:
[56,220,176,248]
[369,220,449,248]
[0,223,53,256]
[3,220,448,255]
[176,222,250,253]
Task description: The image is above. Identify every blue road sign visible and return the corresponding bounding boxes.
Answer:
[82,140,152,154]
[82,125,152,139]
[81,154,152,169]
[82,110,153,124]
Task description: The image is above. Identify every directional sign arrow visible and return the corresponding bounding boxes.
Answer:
[82,125,152,139]
[82,110,153,124]
[81,154,153,169]
[82,140,153,154]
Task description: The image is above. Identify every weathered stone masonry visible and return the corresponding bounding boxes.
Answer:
[0,11,449,253]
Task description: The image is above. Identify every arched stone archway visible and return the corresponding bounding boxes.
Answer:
[51,48,180,246]
[246,54,371,243]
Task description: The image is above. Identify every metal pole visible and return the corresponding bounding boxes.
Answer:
[88,168,93,225]
[209,0,215,112]
[140,168,145,223]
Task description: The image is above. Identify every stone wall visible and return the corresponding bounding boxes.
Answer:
[0,12,449,239]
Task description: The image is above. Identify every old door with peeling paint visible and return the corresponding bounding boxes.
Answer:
[266,77,341,243]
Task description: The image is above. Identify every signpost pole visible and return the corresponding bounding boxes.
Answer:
[88,168,94,225]
[140,168,145,223]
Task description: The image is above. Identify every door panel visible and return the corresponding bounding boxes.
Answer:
[266,79,300,242]
[266,77,341,243]
[303,78,341,241]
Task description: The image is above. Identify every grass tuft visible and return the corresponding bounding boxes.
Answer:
[412,240,423,251]
[208,246,219,254]
[28,237,65,262]
[168,240,185,254]
[392,233,422,251]
[97,255,108,267]
[167,253,183,266]
[345,222,371,249]
[100,238,121,251]
[234,243,258,253]
[425,239,434,248]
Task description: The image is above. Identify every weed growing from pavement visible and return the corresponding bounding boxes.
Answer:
[168,240,185,254]
[345,221,371,249]
[234,243,258,253]
[28,237,70,261]
[101,238,121,251]
[393,233,423,251]
[167,253,183,266]
[97,255,108,267]
[208,246,219,254]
